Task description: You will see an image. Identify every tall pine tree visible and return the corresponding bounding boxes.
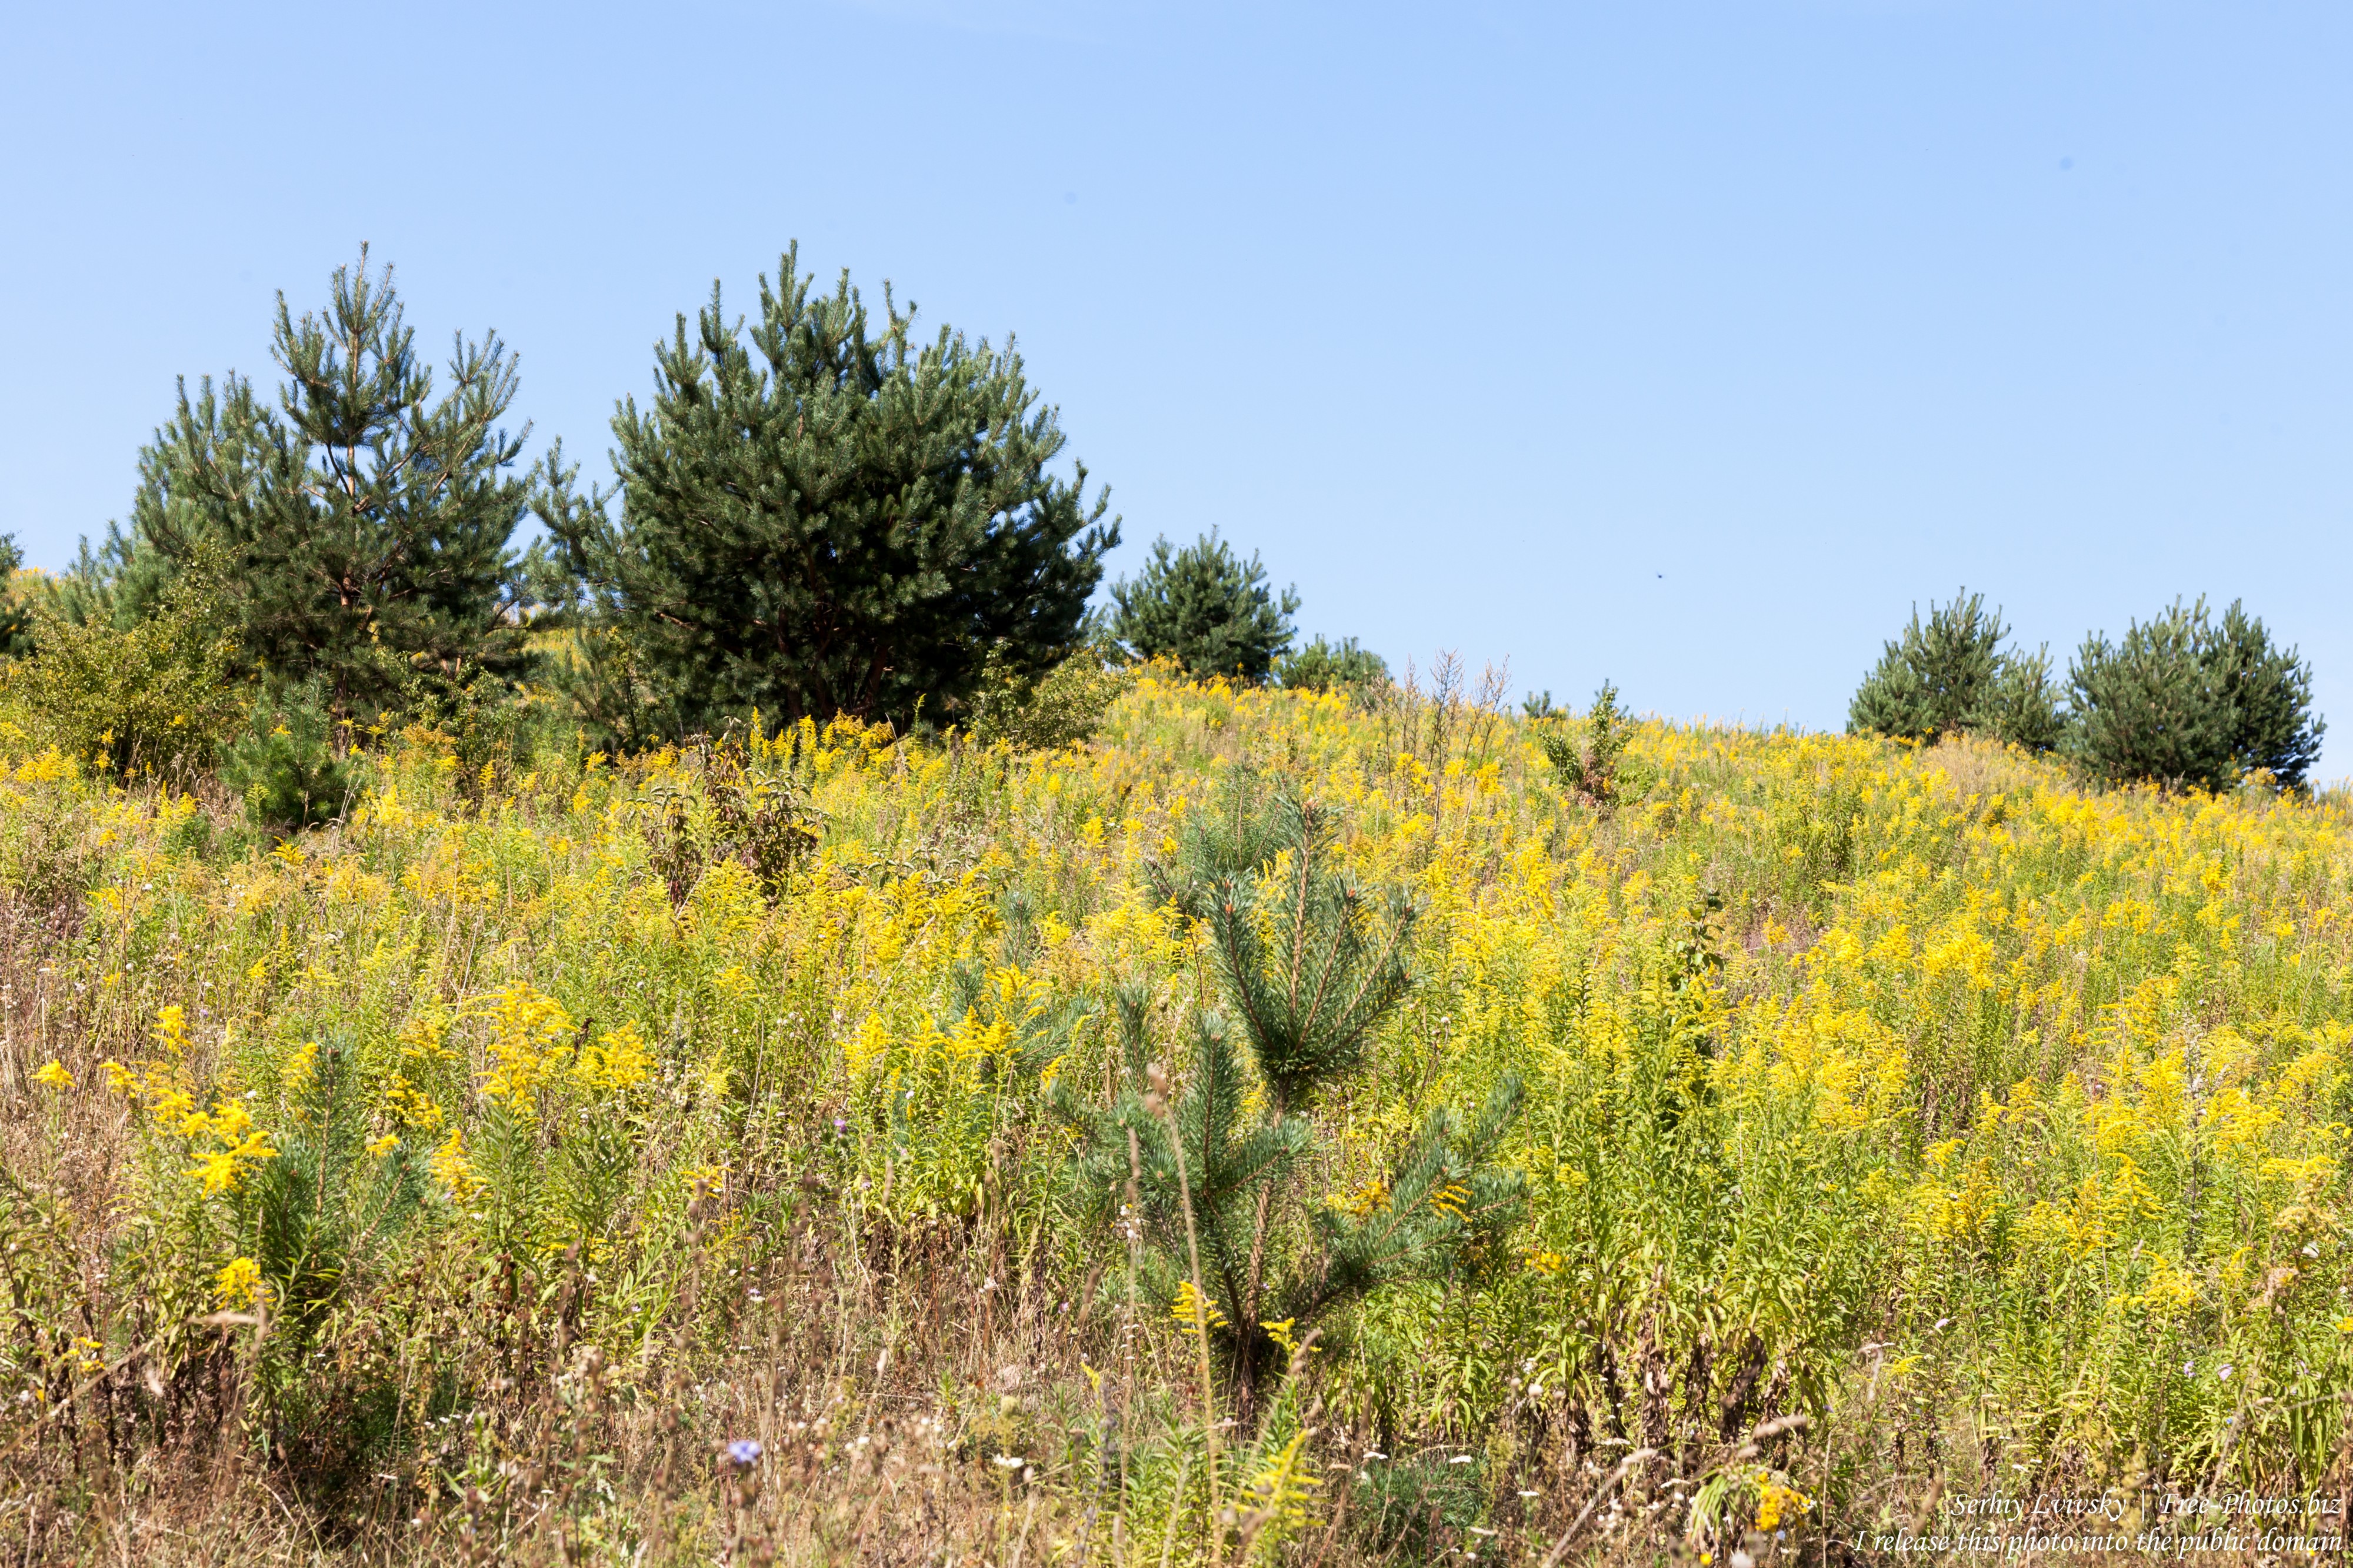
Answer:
[86,248,535,709]
[541,245,1117,735]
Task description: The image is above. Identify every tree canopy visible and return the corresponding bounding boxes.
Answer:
[2068,597,2323,793]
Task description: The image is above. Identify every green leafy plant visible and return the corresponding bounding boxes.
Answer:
[702,731,820,898]
[1277,635,1388,696]
[1537,680,1645,810]
[0,548,245,784]
[969,639,1133,750]
[219,685,361,832]
[1848,590,2064,751]
[2067,596,2323,793]
[1348,1452,1487,1562]
[1109,531,1299,682]
[401,660,536,808]
[234,1040,426,1494]
[1065,774,1524,1419]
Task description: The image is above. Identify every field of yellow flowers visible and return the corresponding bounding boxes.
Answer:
[1,672,2347,1564]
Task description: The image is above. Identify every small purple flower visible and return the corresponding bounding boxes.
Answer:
[726,1439,763,1467]
[834,1117,848,1133]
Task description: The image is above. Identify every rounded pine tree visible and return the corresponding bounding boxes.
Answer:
[1109,530,1299,682]
[542,245,1118,735]
[2067,598,2322,793]
[1848,589,2064,752]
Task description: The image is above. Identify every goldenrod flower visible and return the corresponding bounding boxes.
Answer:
[432,1129,484,1201]
[1429,1182,1471,1221]
[480,982,575,1119]
[214,1256,263,1309]
[186,1100,276,1196]
[574,1020,652,1093]
[1171,1280,1227,1335]
[1755,1479,1808,1532]
[32,1060,71,1090]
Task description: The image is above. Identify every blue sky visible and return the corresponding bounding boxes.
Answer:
[4,2,2347,768]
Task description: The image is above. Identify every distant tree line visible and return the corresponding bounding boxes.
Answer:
[1848,589,2324,794]
[8,249,2314,817]
[0,249,1388,825]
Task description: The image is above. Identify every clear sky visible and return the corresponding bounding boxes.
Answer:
[4,2,2347,769]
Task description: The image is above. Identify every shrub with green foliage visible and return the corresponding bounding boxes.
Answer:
[0,535,34,660]
[541,244,1116,736]
[1537,680,1650,811]
[968,640,1132,750]
[0,552,244,783]
[1849,590,2064,751]
[1277,634,1387,694]
[65,249,538,714]
[2067,596,2323,794]
[219,685,362,832]
[1109,531,1298,682]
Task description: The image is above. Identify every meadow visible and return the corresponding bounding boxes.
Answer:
[1,668,2347,1564]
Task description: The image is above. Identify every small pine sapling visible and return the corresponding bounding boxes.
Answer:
[1064,772,1524,1419]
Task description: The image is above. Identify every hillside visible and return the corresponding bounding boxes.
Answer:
[2,672,2347,1564]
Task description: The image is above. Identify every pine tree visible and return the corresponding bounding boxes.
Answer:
[1109,531,1299,682]
[1063,773,1524,1417]
[541,245,1117,735]
[1848,590,2064,750]
[78,252,535,710]
[108,253,534,708]
[2068,597,2322,793]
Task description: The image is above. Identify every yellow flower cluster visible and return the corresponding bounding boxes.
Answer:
[1170,1279,1228,1335]
[214,1256,263,1309]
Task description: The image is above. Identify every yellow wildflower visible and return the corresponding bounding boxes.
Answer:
[574,1020,652,1094]
[432,1129,484,1201]
[32,1060,71,1090]
[214,1256,263,1309]
[1756,1479,1808,1532]
[1171,1280,1227,1335]
[187,1100,276,1196]
[284,1040,320,1095]
[1429,1182,1471,1221]
[480,982,575,1119]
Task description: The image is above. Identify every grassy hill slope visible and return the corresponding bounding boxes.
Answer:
[2,674,2347,1563]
